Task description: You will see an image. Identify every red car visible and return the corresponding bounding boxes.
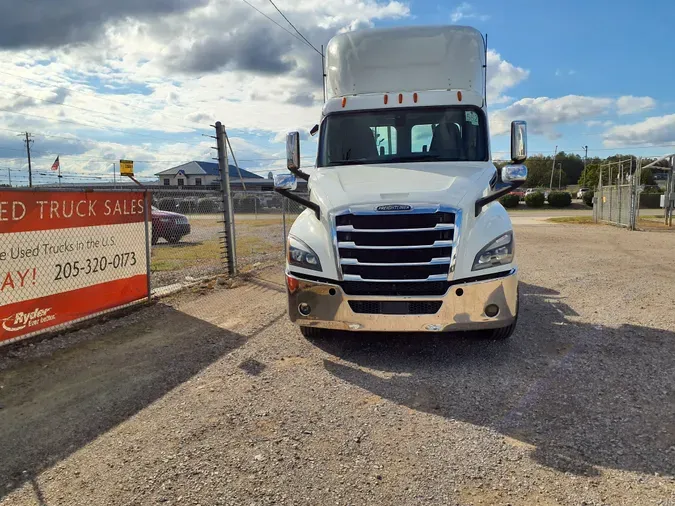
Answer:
[151,206,191,244]
[509,189,526,201]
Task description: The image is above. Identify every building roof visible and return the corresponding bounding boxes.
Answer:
[156,161,263,179]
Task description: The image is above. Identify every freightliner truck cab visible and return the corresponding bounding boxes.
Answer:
[274,25,528,339]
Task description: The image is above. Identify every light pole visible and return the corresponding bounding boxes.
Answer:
[549,146,558,190]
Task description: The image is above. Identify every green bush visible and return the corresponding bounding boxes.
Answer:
[583,191,594,207]
[547,191,572,208]
[525,191,545,208]
[499,193,520,208]
[157,197,177,211]
[197,198,219,213]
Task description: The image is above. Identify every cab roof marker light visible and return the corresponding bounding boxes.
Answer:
[398,93,403,104]
[384,94,388,105]
[457,91,463,101]
[413,92,418,103]
[341,97,347,108]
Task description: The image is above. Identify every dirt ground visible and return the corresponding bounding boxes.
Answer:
[1,223,674,506]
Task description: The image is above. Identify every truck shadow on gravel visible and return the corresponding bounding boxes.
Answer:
[0,303,256,501]
[317,283,674,478]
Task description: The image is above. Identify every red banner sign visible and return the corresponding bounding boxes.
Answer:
[0,190,150,345]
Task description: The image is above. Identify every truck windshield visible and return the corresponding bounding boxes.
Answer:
[317,106,488,167]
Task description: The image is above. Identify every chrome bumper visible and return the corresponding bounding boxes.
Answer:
[287,269,518,333]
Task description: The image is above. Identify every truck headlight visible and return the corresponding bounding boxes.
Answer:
[288,236,322,272]
[472,232,514,271]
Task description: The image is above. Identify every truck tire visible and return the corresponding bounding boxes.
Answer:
[300,326,325,339]
[487,318,518,340]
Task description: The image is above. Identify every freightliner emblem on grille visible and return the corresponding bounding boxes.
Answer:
[376,204,412,212]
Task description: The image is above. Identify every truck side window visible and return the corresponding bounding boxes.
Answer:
[411,124,434,153]
[371,126,397,155]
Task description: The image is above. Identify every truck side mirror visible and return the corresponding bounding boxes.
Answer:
[274,173,298,192]
[501,164,528,183]
[510,120,527,163]
[287,132,301,172]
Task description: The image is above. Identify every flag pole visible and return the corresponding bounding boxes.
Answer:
[58,162,62,187]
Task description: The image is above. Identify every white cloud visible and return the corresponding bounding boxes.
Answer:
[602,114,675,148]
[487,50,529,104]
[616,95,656,115]
[0,0,411,179]
[491,95,614,138]
[587,120,614,128]
[450,2,489,23]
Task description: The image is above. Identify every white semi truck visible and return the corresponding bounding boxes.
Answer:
[274,25,528,339]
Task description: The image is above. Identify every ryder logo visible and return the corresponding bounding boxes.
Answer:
[2,307,55,332]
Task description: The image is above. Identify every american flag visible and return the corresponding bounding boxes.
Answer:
[51,156,60,171]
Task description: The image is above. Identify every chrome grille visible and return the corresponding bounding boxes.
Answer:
[336,210,457,282]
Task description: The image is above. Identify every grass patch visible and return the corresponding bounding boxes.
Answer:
[547,216,596,224]
[151,236,284,272]
[236,235,284,256]
[234,215,300,227]
[151,240,221,272]
[547,215,674,230]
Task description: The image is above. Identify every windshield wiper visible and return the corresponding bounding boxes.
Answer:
[326,158,373,166]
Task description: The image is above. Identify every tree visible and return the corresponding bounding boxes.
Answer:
[640,168,656,186]
[578,164,604,188]
[555,151,584,184]
[523,155,553,187]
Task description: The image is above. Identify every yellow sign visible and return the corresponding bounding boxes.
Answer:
[120,160,134,176]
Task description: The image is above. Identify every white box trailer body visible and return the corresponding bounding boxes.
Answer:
[275,25,529,339]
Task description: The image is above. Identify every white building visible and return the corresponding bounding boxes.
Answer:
[155,161,263,187]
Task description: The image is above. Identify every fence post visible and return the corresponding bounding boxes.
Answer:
[215,121,237,276]
[617,182,621,226]
[143,190,152,301]
[597,167,603,222]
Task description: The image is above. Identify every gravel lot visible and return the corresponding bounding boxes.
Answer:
[1,222,673,506]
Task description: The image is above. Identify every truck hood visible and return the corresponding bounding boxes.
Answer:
[310,162,494,213]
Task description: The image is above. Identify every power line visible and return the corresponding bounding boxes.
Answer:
[266,0,322,56]
[238,0,316,52]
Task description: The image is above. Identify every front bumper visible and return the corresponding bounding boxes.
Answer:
[287,269,518,333]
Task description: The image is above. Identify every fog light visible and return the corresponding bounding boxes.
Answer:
[485,304,500,318]
[298,303,311,316]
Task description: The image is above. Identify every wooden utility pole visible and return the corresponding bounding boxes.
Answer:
[21,132,34,187]
[215,121,237,276]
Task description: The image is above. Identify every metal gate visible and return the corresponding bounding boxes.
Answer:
[593,158,641,229]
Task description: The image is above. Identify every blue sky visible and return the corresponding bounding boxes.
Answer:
[0,0,673,186]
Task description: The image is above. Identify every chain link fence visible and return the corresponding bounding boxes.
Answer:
[594,183,635,228]
[147,187,309,287]
[149,188,225,289]
[0,189,151,346]
[593,159,640,229]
